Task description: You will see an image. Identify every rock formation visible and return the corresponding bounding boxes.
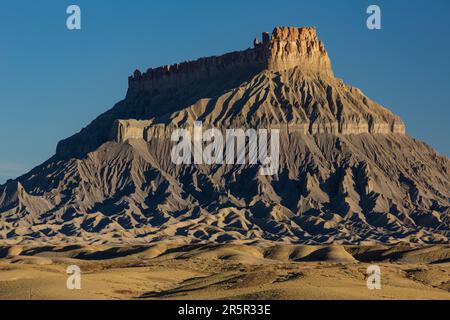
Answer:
[0,27,449,245]
[127,27,332,93]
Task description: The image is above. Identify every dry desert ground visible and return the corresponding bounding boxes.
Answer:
[0,242,448,300]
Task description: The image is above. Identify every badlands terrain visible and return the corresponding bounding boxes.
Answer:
[0,27,449,244]
[0,26,449,299]
[0,242,449,300]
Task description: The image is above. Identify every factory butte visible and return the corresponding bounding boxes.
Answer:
[0,27,448,245]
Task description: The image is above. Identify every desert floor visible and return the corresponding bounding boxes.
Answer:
[0,242,448,300]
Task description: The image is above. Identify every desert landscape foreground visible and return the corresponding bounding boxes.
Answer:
[0,242,448,300]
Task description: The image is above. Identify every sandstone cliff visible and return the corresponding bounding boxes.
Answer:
[127,27,333,93]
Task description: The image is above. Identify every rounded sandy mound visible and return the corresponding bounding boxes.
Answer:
[0,245,23,258]
[300,246,357,263]
[263,245,319,261]
[175,244,265,264]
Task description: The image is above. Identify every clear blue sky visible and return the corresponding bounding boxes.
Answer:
[1,0,449,183]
